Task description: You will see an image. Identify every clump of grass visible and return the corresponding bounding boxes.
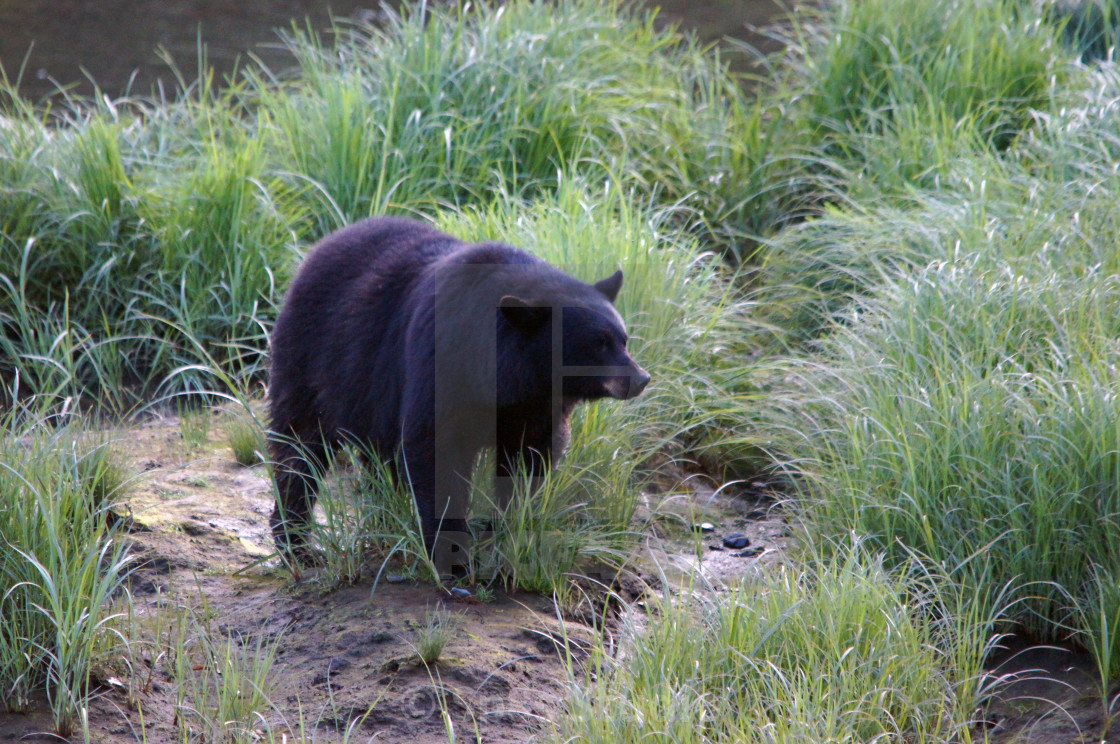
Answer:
[1071,564,1120,738]
[753,54,1120,689]
[69,433,131,509]
[411,608,459,665]
[773,0,1064,198]
[305,442,434,589]
[555,543,998,743]
[0,79,294,408]
[170,606,279,744]
[254,0,781,250]
[0,406,132,735]
[178,403,212,451]
[779,256,1120,661]
[226,411,267,466]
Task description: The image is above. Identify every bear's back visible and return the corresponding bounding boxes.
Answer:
[270,217,462,445]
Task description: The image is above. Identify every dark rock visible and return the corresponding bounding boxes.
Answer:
[733,547,764,558]
[722,533,749,550]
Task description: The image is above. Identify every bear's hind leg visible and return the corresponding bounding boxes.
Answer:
[269,431,329,562]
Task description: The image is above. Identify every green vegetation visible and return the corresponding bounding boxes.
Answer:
[170,608,279,744]
[411,608,460,666]
[559,545,998,743]
[0,407,131,736]
[4,0,1120,740]
[225,410,267,467]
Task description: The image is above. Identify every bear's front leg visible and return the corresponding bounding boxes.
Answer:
[495,438,550,513]
[495,399,573,510]
[403,425,475,577]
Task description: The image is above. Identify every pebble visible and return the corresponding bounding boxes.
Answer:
[693,522,716,533]
[722,533,749,550]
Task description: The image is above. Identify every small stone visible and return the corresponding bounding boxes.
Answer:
[385,573,408,584]
[693,522,716,533]
[450,587,472,599]
[733,547,763,558]
[722,533,749,550]
[327,657,351,674]
[708,544,724,551]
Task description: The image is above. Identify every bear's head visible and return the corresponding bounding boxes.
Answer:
[500,269,650,402]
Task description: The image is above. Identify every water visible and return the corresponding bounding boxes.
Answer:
[0,0,785,102]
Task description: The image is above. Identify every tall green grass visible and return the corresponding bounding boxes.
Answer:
[1,0,786,411]
[774,0,1063,197]
[556,544,999,743]
[0,405,132,735]
[784,258,1120,626]
[763,53,1120,688]
[255,0,789,245]
[0,91,293,409]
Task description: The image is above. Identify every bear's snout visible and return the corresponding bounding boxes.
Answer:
[627,365,651,399]
[598,359,650,400]
[617,362,650,400]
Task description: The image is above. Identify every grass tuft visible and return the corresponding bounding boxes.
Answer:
[411,608,459,666]
[0,407,132,734]
[555,543,998,743]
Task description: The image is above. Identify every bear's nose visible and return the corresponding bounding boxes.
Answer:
[627,365,651,399]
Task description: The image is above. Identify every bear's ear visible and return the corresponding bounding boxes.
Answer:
[594,270,623,303]
[500,295,550,331]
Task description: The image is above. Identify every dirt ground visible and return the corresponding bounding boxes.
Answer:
[0,412,1115,743]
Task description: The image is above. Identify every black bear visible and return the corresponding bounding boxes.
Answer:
[268,216,650,567]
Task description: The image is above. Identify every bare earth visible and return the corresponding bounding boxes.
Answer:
[0,412,1113,743]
